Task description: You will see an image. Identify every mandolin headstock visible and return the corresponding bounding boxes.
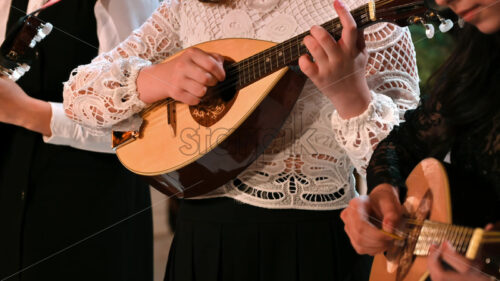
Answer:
[475,222,500,279]
[373,0,427,26]
[0,15,53,81]
[372,0,455,38]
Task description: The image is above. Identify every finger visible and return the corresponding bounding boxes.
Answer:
[303,33,329,66]
[188,48,226,82]
[209,52,225,65]
[343,198,394,253]
[345,223,391,255]
[428,244,446,281]
[207,52,227,81]
[350,197,394,242]
[171,89,201,106]
[185,64,219,87]
[370,189,402,234]
[298,53,319,77]
[333,0,358,51]
[309,25,339,63]
[181,78,208,98]
[381,212,401,234]
[439,241,474,273]
[484,223,494,231]
[428,244,474,281]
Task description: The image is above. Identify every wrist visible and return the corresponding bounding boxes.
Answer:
[21,97,52,137]
[327,81,371,119]
[137,65,161,104]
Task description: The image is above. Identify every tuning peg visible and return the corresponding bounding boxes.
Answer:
[11,69,22,81]
[10,64,31,81]
[40,22,53,36]
[458,17,465,28]
[425,11,454,33]
[434,14,454,33]
[438,19,453,32]
[28,23,53,48]
[424,23,435,39]
[408,16,435,39]
[29,39,37,48]
[19,63,30,74]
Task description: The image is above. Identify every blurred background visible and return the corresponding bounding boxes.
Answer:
[409,24,454,89]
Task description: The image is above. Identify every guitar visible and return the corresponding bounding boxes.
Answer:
[369,158,500,281]
[0,14,52,81]
[112,0,451,198]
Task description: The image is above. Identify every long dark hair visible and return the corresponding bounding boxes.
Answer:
[426,24,500,131]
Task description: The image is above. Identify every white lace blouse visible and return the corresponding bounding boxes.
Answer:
[63,0,420,210]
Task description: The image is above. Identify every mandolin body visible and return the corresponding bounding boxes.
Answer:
[115,38,306,197]
[370,158,452,281]
[370,158,500,281]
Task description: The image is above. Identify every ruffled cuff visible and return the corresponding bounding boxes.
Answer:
[109,57,151,112]
[331,91,401,175]
[63,56,152,130]
[331,90,400,135]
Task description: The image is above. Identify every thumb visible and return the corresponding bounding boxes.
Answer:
[375,191,402,233]
[381,208,401,233]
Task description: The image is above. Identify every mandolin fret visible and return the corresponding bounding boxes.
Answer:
[413,220,476,256]
[231,3,373,90]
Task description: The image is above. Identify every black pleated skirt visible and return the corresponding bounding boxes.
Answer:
[165,197,372,281]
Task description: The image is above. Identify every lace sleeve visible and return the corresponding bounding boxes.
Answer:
[331,23,420,175]
[63,0,182,130]
[366,99,453,194]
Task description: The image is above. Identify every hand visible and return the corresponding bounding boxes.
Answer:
[137,47,226,105]
[428,241,492,281]
[340,183,403,255]
[299,0,371,119]
[0,76,52,136]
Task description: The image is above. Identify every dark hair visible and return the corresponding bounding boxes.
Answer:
[426,24,500,131]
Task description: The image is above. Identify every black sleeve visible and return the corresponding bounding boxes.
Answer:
[366,99,454,199]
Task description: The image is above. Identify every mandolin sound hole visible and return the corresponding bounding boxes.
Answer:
[189,59,238,127]
[189,83,238,127]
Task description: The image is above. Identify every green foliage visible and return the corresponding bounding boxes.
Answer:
[409,25,454,88]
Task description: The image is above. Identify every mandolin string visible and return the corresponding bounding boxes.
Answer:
[178,5,369,91]
[223,7,368,78]
[142,0,405,114]
[142,1,409,114]
[228,0,403,75]
[140,16,353,114]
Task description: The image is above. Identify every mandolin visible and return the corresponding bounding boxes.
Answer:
[112,0,453,198]
[369,158,500,281]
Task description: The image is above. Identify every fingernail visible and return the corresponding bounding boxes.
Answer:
[335,0,346,9]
